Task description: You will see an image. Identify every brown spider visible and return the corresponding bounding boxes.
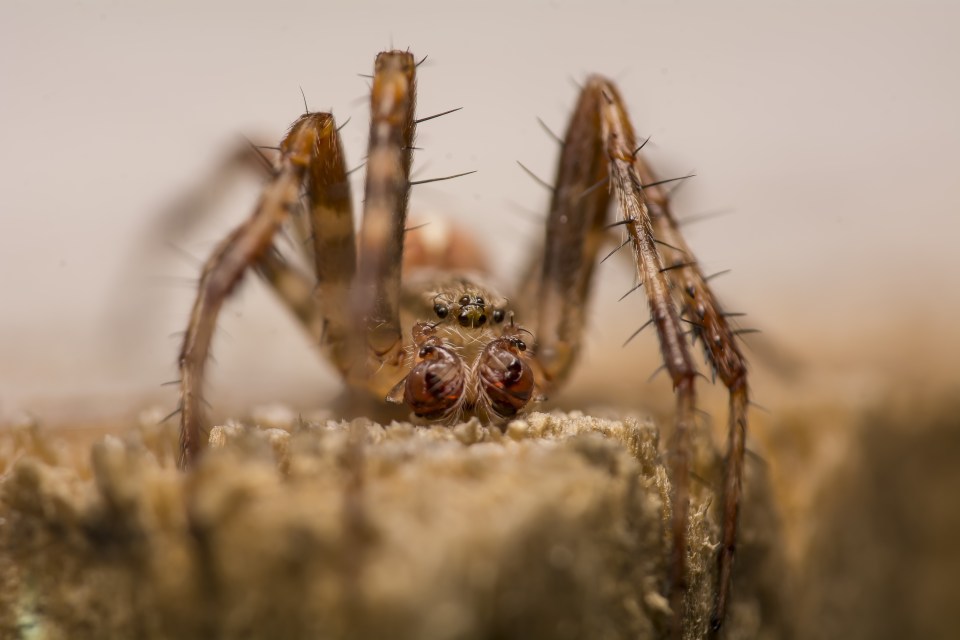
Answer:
[175,50,750,638]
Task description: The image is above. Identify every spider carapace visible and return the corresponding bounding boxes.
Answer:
[175,50,751,639]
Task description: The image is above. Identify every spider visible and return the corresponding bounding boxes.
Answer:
[174,50,750,639]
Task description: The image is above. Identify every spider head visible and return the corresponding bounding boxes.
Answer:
[423,279,509,333]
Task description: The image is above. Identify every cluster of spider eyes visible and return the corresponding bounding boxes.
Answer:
[433,295,506,327]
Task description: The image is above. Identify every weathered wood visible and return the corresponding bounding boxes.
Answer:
[1,411,785,639]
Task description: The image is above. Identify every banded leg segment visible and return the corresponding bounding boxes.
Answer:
[532,77,700,637]
[632,152,750,635]
[302,119,357,376]
[177,113,340,468]
[353,51,417,387]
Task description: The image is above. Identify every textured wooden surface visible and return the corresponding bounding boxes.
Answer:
[1,411,788,639]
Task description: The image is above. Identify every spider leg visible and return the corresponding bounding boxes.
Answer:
[525,93,612,389]
[177,113,339,468]
[632,150,750,636]
[240,119,357,369]
[255,249,325,343]
[351,51,417,393]
[171,128,355,373]
[153,139,279,242]
[531,78,699,638]
[296,114,357,376]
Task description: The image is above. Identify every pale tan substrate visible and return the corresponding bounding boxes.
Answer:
[1,411,787,640]
[782,396,960,640]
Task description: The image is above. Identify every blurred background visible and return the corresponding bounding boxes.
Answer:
[3,0,958,425]
[3,1,959,635]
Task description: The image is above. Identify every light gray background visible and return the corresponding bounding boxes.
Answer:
[2,1,958,425]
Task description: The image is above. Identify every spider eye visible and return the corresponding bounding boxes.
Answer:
[458,295,470,306]
[492,309,505,323]
[475,296,485,306]
[478,337,535,418]
[433,303,449,319]
[404,344,464,419]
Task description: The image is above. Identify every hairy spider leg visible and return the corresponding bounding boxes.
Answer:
[632,149,750,636]
[531,77,700,639]
[524,77,614,391]
[299,105,358,376]
[176,113,343,468]
[158,134,356,377]
[598,80,700,640]
[350,50,417,393]
[250,111,359,380]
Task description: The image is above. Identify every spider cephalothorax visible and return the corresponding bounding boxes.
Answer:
[174,50,751,639]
